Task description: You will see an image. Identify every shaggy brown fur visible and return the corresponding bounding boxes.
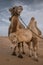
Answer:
[8,6,25,36]
[8,16,18,36]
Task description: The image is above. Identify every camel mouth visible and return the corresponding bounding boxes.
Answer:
[17,10,22,15]
[17,6,23,14]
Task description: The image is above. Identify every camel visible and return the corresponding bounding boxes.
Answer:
[8,6,42,61]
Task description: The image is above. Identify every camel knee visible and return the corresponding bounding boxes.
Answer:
[34,46,37,51]
[18,43,20,48]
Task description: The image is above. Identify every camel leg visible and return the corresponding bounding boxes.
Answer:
[12,46,17,56]
[29,42,33,57]
[18,43,23,58]
[27,42,33,57]
[36,41,39,56]
[33,46,38,62]
[22,42,25,54]
[32,38,39,61]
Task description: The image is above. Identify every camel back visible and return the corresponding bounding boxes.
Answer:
[28,20,41,38]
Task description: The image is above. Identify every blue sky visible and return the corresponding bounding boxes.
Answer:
[0,0,43,36]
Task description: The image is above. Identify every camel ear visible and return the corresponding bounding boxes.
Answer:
[13,7,15,9]
[9,7,15,12]
[9,8,13,12]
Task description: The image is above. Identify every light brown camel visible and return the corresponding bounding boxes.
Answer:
[27,17,42,60]
[19,17,42,61]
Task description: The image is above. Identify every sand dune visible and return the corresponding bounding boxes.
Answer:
[0,37,43,65]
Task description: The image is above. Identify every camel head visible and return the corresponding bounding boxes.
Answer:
[31,17,35,21]
[9,6,23,16]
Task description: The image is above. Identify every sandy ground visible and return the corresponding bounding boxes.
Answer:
[0,37,43,65]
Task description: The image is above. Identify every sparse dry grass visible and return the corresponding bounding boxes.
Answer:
[0,37,43,65]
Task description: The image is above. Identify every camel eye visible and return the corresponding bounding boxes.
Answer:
[13,7,15,9]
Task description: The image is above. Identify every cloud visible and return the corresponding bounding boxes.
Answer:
[12,0,43,11]
[0,26,8,36]
[0,0,43,11]
[0,0,43,36]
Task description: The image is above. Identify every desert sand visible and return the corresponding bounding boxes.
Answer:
[0,37,43,65]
